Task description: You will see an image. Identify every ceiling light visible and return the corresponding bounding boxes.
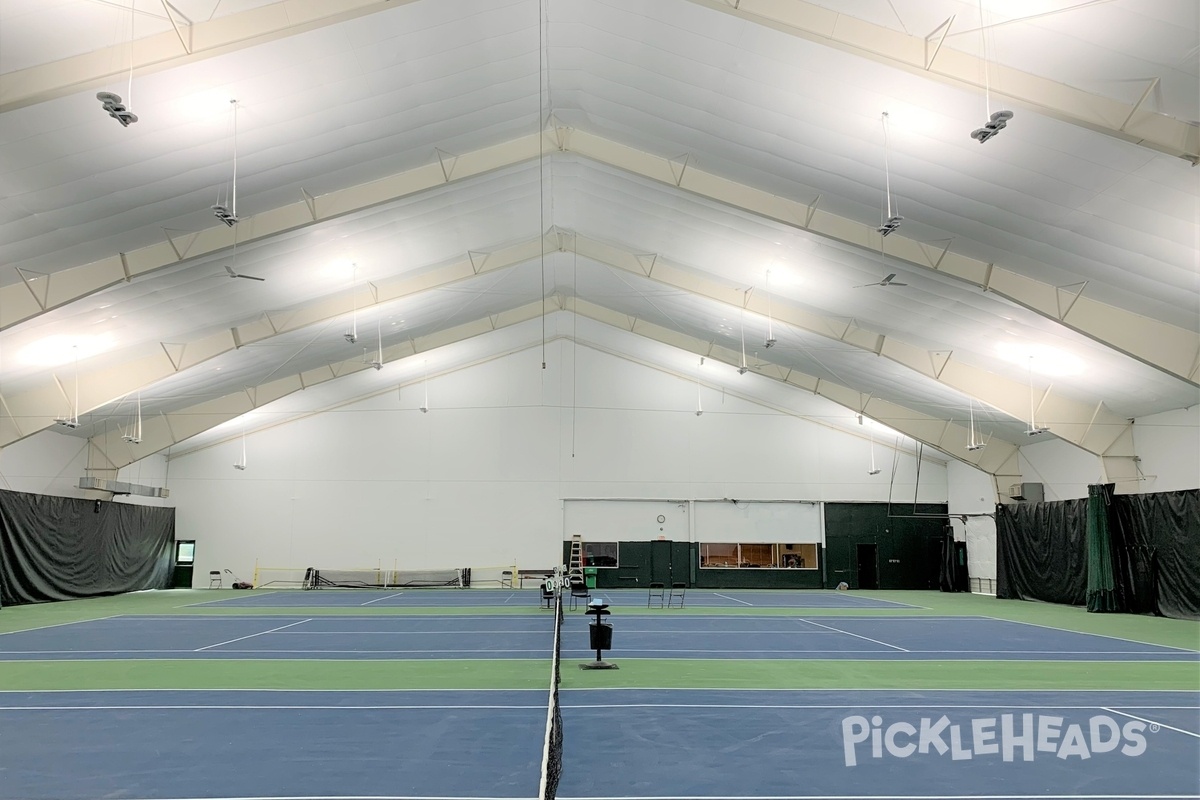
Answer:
[995,342,1083,376]
[20,334,114,366]
[96,92,137,127]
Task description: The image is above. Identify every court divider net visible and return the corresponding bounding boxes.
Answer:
[302,567,469,589]
[538,585,565,799]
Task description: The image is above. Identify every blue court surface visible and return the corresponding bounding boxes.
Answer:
[188,588,919,609]
[0,688,1195,799]
[1,614,1194,662]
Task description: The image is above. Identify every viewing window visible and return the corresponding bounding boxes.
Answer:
[583,542,619,567]
[700,543,817,569]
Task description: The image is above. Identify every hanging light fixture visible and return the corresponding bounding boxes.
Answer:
[763,271,777,348]
[344,263,359,344]
[970,0,1013,143]
[737,295,750,374]
[876,112,902,236]
[96,1,138,126]
[859,414,882,475]
[121,391,143,444]
[420,360,429,413]
[1025,357,1050,436]
[55,346,81,429]
[966,398,987,451]
[233,430,247,470]
[212,99,240,226]
[365,319,383,371]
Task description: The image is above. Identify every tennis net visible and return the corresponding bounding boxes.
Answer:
[538,584,565,799]
[302,567,469,589]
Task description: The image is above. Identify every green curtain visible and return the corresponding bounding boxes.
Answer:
[1085,483,1118,612]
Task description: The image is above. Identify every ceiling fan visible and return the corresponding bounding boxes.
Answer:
[855,272,907,288]
[224,265,264,282]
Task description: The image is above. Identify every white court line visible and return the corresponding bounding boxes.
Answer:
[551,796,1200,800]
[180,591,282,608]
[981,616,1199,654]
[0,615,122,637]
[798,618,909,652]
[0,704,545,711]
[564,703,1200,712]
[713,593,754,606]
[193,619,313,652]
[1102,707,1200,739]
[360,592,405,606]
[73,796,1200,800]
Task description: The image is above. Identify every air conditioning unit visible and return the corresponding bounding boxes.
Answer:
[1008,482,1044,503]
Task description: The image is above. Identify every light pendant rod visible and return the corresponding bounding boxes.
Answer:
[421,360,429,413]
[695,356,704,416]
[231,99,238,219]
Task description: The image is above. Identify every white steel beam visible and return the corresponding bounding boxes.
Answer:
[86,295,1020,479]
[0,0,414,112]
[0,134,541,331]
[572,233,1135,457]
[8,130,1193,387]
[563,129,1200,387]
[0,240,541,449]
[684,0,1199,163]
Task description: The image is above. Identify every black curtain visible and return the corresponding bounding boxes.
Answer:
[938,531,969,592]
[996,499,1087,605]
[1110,490,1200,620]
[0,489,175,606]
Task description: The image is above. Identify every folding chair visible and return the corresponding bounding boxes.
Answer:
[647,582,665,608]
[208,570,222,588]
[568,575,590,610]
[668,582,687,608]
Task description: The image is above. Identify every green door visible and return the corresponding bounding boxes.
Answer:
[671,541,693,587]
[650,540,673,585]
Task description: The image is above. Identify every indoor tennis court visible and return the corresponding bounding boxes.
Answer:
[1,587,1196,799]
[1,0,1198,799]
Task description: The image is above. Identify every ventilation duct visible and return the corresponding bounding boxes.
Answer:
[77,477,170,499]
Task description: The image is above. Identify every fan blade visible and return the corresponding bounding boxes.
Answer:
[238,274,266,282]
[882,273,897,283]
[224,266,237,278]
[891,281,908,286]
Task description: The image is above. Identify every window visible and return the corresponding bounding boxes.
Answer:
[175,540,196,565]
[700,543,817,570]
[583,542,619,567]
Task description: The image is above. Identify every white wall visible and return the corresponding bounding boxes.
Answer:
[1132,405,1199,492]
[946,459,997,588]
[0,431,91,497]
[166,344,947,585]
[0,429,171,508]
[1018,438,1102,500]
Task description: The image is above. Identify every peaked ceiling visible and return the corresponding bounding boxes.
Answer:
[0,0,1196,489]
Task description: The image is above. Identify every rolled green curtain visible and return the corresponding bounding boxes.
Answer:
[1086,483,1119,613]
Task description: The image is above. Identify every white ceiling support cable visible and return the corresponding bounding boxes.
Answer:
[695,357,704,417]
[537,0,550,371]
[420,360,429,414]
